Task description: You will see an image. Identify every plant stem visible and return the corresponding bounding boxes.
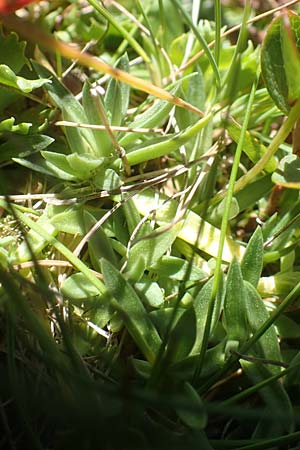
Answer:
[204,96,300,210]
[193,76,258,383]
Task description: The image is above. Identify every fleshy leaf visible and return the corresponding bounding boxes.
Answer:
[226,119,277,173]
[192,275,224,354]
[242,361,294,434]
[164,307,196,363]
[149,255,207,281]
[0,117,31,134]
[60,272,100,300]
[33,62,97,155]
[133,190,245,262]
[244,281,281,374]
[261,11,300,113]
[272,154,300,189]
[280,13,300,105]
[134,278,164,308]
[258,271,300,297]
[0,64,50,93]
[0,134,53,162]
[105,53,130,126]
[82,82,111,157]
[241,226,264,288]
[41,151,104,180]
[124,221,183,281]
[224,257,248,354]
[0,29,27,73]
[176,382,207,430]
[83,210,117,270]
[101,258,162,364]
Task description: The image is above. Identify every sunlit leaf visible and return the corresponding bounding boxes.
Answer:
[101,258,162,363]
[244,281,281,374]
[261,11,300,113]
[224,257,248,353]
[0,64,49,93]
[124,221,183,281]
[241,226,264,288]
[272,154,300,189]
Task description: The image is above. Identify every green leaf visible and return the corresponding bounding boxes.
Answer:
[242,361,294,435]
[192,276,224,354]
[119,82,180,148]
[164,307,196,363]
[0,31,27,111]
[258,271,300,297]
[0,64,50,93]
[235,174,273,212]
[101,258,162,363]
[41,151,104,180]
[60,273,113,327]
[123,112,212,166]
[207,197,239,227]
[285,351,300,388]
[124,221,183,281]
[93,167,122,191]
[33,62,97,155]
[222,1,253,101]
[275,315,300,339]
[82,81,111,157]
[122,198,144,236]
[244,281,281,373]
[134,278,164,308]
[0,117,31,135]
[176,382,207,430]
[170,0,220,87]
[176,69,206,130]
[226,120,277,173]
[280,13,300,105]
[133,190,245,263]
[149,307,186,338]
[105,53,130,126]
[170,342,225,381]
[224,257,248,353]
[131,358,152,379]
[0,134,53,162]
[0,30,27,73]
[272,154,300,189]
[169,33,188,67]
[50,205,87,235]
[241,226,264,288]
[60,272,101,300]
[15,156,77,180]
[149,255,207,281]
[261,11,300,113]
[12,209,57,263]
[0,269,66,369]
[83,210,117,270]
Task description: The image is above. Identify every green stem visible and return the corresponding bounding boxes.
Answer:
[0,200,106,295]
[222,0,252,95]
[200,278,300,394]
[232,431,300,450]
[193,77,258,382]
[221,362,300,406]
[214,0,221,65]
[170,0,221,87]
[121,112,212,167]
[205,96,300,209]
[87,0,151,65]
